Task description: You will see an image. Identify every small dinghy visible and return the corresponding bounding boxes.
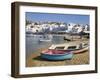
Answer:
[41,50,73,60]
[39,35,52,42]
[39,39,51,42]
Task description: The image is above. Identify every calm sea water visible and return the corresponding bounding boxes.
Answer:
[26,34,69,57]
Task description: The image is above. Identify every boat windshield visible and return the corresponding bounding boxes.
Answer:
[67,46,76,50]
[55,46,65,50]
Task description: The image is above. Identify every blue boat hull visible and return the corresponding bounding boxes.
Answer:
[41,52,73,61]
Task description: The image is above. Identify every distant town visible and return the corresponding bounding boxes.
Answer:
[26,21,90,34]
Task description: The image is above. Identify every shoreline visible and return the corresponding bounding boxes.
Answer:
[26,38,89,67]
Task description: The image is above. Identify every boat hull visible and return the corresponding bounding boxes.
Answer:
[41,52,73,61]
[68,47,88,54]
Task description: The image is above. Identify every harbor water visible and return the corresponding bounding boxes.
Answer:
[26,34,69,57]
[26,34,89,67]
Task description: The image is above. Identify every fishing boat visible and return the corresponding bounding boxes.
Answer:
[42,41,88,54]
[41,50,73,60]
[48,41,89,54]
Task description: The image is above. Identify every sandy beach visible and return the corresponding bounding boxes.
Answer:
[26,51,89,67]
[26,39,89,67]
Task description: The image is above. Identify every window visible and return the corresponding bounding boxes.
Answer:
[67,46,76,50]
[55,46,65,50]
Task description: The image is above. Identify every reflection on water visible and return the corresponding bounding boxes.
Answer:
[26,34,68,57]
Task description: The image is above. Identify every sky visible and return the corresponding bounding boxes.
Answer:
[26,12,90,25]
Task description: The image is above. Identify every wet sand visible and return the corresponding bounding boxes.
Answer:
[26,39,89,67]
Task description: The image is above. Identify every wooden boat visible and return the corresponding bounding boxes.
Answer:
[48,41,89,54]
[41,50,73,60]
